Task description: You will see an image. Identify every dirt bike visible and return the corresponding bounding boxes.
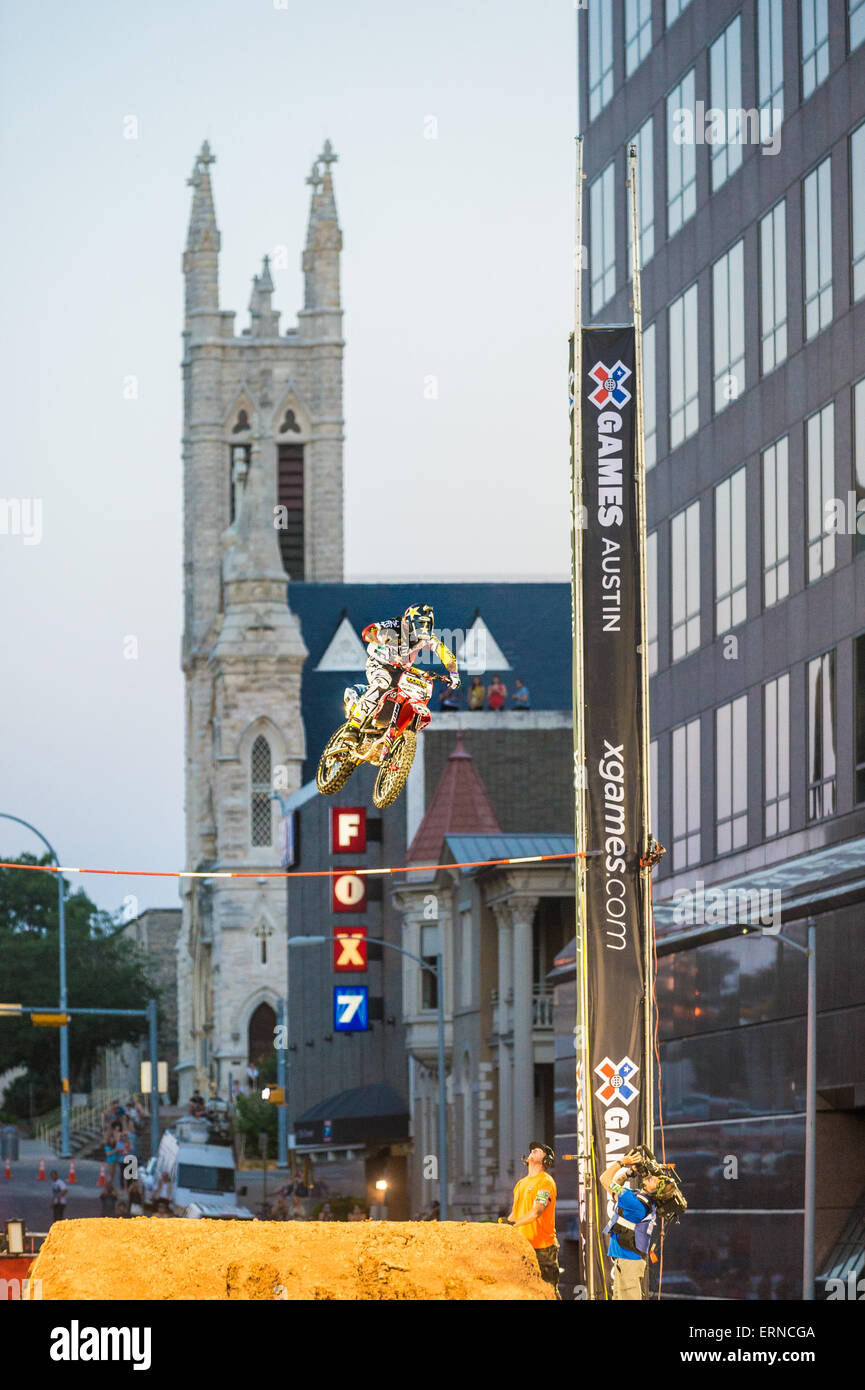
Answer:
[316,666,454,809]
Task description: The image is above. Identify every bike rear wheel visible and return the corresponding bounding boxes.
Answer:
[372,729,417,809]
[316,723,357,796]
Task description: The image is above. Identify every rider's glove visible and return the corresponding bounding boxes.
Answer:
[448,671,461,691]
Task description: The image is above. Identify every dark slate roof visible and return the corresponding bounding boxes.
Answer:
[289,581,571,779]
[443,833,576,871]
[295,1083,408,1123]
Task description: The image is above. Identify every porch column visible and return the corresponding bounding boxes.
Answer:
[510,897,538,1162]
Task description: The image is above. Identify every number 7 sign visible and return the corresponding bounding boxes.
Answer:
[333,986,369,1032]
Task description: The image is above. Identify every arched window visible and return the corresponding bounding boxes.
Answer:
[250,735,272,846]
[248,1001,276,1069]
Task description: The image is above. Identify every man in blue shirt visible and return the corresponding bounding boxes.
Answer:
[600,1149,661,1300]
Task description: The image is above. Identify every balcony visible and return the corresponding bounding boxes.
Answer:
[490,987,554,1034]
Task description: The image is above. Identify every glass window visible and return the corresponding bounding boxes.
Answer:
[762,437,790,607]
[250,735,272,847]
[713,240,746,412]
[758,0,785,133]
[803,158,833,339]
[852,124,865,302]
[764,674,791,837]
[802,0,830,99]
[806,403,835,583]
[855,378,865,556]
[669,285,699,448]
[807,650,836,820]
[852,0,865,51]
[760,201,787,374]
[667,70,696,237]
[644,321,657,469]
[715,467,747,634]
[588,0,615,121]
[590,162,616,313]
[710,17,743,191]
[421,924,439,1010]
[672,717,701,869]
[856,637,865,802]
[628,117,655,272]
[671,500,700,660]
[716,696,748,855]
[625,0,652,76]
[650,739,659,837]
[647,529,658,674]
[666,0,692,27]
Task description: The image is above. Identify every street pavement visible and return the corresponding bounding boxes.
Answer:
[1,1137,103,1234]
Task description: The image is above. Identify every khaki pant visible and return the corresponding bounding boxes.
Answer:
[534,1243,561,1299]
[611,1256,645,1300]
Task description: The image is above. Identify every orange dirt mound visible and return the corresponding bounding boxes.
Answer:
[29,1219,556,1301]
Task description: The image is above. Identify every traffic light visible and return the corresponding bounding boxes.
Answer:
[261,1086,285,1104]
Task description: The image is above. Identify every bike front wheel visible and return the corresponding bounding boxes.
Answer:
[316,723,357,796]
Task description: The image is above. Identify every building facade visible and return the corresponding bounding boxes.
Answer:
[571,0,865,1297]
[177,139,344,1101]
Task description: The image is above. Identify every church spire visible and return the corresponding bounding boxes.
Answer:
[183,141,220,319]
[248,254,280,338]
[302,140,342,316]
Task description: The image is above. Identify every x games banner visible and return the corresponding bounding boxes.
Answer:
[575,326,648,1295]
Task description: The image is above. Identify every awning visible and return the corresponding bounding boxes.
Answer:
[294,1083,409,1149]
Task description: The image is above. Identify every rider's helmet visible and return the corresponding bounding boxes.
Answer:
[401,604,435,649]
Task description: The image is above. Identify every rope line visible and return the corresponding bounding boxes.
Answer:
[0,852,582,882]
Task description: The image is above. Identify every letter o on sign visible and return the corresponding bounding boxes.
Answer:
[332,873,367,913]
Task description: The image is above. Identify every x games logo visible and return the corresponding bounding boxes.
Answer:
[588,360,631,410]
[594,1055,640,1106]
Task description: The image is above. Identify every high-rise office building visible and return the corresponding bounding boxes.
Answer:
[571,0,865,1298]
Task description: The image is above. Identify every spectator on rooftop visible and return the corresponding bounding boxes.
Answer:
[467,676,485,711]
[486,675,507,710]
[511,679,531,710]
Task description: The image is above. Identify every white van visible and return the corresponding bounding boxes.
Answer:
[145,1125,253,1219]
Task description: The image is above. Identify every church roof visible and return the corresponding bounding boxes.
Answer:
[289,581,570,779]
[406,732,501,865]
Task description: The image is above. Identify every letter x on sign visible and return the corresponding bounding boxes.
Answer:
[333,928,367,972]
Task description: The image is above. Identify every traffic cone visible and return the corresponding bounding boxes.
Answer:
[97,1161,106,1187]
[37,1157,46,1180]
[3,1157,11,1179]
[67,1158,77,1183]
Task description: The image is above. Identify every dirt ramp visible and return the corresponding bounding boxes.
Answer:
[29,1219,555,1301]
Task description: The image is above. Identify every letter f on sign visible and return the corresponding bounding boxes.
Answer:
[332,807,366,852]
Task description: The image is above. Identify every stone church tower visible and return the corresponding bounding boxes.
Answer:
[177,140,344,1100]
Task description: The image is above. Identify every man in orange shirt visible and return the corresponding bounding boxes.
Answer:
[502,1143,559,1298]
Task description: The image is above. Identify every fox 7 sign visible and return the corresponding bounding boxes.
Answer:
[333,928,367,972]
[333,986,369,1032]
[331,807,366,853]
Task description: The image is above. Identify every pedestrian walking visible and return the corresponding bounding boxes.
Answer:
[49,1170,68,1224]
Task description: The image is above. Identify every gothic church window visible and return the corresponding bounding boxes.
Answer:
[251,735,273,846]
[232,409,250,434]
[279,408,301,434]
[230,443,250,523]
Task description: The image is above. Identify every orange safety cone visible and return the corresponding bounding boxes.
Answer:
[3,1157,11,1179]
[37,1156,46,1180]
[97,1161,106,1187]
[67,1158,77,1184]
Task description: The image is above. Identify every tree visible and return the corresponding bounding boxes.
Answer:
[0,855,160,1104]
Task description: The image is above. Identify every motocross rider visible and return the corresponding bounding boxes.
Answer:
[344,604,460,742]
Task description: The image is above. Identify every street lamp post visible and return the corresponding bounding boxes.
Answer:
[0,814,70,1157]
[289,933,449,1219]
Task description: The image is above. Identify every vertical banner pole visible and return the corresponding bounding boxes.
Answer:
[570,132,595,1301]
[627,144,655,1149]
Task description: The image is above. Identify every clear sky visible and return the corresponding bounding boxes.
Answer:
[0,0,576,914]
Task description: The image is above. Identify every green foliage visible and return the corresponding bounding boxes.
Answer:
[1,1071,56,1120]
[234,1091,278,1157]
[0,855,160,1094]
